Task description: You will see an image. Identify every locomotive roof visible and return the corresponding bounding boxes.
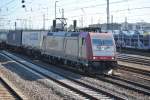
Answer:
[66,32,81,37]
[47,31,87,37]
[89,32,113,38]
[78,27,101,32]
[47,32,66,36]
[47,31,112,38]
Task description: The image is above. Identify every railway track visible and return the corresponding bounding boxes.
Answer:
[117,54,150,66]
[2,51,150,99]
[0,77,23,100]
[118,53,150,60]
[96,74,150,95]
[0,51,125,100]
[117,54,150,82]
[118,65,150,77]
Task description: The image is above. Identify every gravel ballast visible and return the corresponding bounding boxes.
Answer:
[2,51,150,100]
[0,55,85,100]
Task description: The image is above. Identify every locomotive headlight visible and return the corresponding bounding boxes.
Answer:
[93,57,96,59]
[112,57,114,60]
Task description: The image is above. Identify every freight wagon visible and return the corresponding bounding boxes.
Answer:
[6,30,48,55]
[22,30,48,56]
[6,30,22,51]
[0,31,8,49]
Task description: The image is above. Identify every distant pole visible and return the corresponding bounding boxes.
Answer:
[43,14,45,30]
[81,16,83,27]
[15,22,17,30]
[29,16,31,29]
[25,19,27,30]
[111,15,113,32]
[107,0,110,31]
[125,17,128,30]
[55,1,58,20]
[91,16,93,25]
[61,8,64,30]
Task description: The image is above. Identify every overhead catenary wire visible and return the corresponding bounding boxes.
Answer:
[1,7,19,16]
[0,0,20,17]
[0,0,15,8]
[1,0,150,29]
[57,0,98,7]
[0,3,20,17]
[67,6,150,18]
[60,0,134,12]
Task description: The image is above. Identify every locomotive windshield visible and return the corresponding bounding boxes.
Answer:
[92,39,113,51]
[92,39,113,46]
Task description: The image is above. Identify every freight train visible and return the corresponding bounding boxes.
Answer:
[0,29,117,74]
[113,31,150,51]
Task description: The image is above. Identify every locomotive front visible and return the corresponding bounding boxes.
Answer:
[87,32,117,72]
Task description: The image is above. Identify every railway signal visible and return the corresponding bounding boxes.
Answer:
[21,0,25,8]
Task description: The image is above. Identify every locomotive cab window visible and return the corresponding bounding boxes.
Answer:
[92,39,114,51]
[103,40,113,46]
[92,39,113,46]
[92,39,102,46]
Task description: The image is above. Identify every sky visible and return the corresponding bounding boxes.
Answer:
[0,0,150,29]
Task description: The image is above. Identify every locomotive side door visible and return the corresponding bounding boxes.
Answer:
[78,37,85,58]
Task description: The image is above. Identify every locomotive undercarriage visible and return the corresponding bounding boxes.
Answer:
[88,61,118,74]
[41,54,118,74]
[3,45,118,74]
